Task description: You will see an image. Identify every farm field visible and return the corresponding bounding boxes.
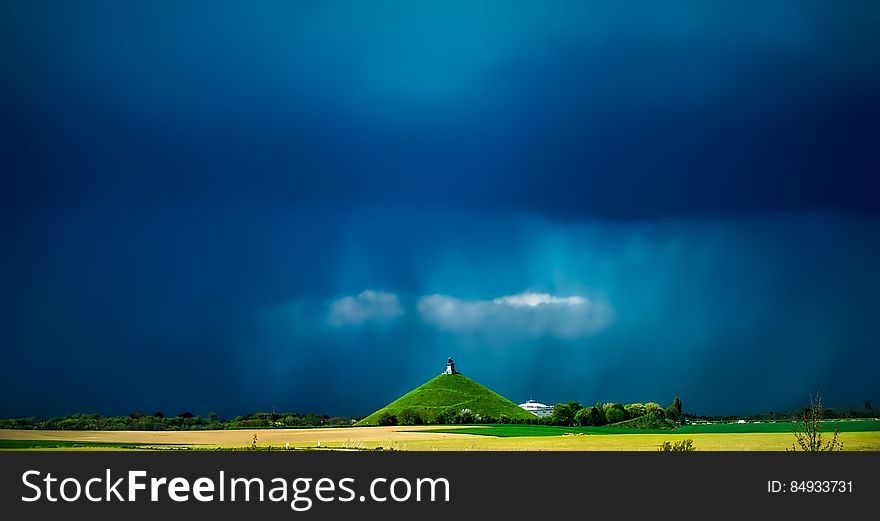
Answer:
[2,421,879,451]
[426,419,880,437]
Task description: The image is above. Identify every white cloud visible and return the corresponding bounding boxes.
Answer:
[328,290,404,326]
[493,292,586,307]
[417,291,612,339]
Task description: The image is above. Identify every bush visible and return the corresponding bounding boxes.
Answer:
[659,439,696,451]
[788,391,843,451]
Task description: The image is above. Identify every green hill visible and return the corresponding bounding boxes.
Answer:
[356,373,536,425]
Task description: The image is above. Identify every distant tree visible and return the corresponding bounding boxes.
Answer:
[498,414,510,424]
[588,406,605,426]
[664,405,679,422]
[208,412,219,424]
[456,408,474,424]
[624,403,646,419]
[551,403,581,426]
[604,403,626,424]
[434,409,455,425]
[672,396,683,417]
[284,415,305,426]
[376,412,397,426]
[304,413,323,426]
[865,400,873,411]
[574,408,592,426]
[177,411,194,419]
[644,402,663,416]
[398,408,423,425]
[153,412,164,418]
[588,404,607,426]
[788,391,843,452]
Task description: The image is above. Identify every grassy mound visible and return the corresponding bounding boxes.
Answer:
[608,413,679,430]
[356,373,536,426]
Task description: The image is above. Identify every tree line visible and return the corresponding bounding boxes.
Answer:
[685,401,875,422]
[374,397,685,427]
[547,397,684,427]
[0,411,356,431]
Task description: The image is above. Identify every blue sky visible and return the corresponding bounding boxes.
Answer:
[2,1,878,417]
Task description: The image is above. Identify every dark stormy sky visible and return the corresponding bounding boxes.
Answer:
[2,1,878,418]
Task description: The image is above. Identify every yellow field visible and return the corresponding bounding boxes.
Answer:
[2,426,879,451]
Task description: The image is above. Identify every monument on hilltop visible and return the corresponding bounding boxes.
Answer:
[355,356,538,425]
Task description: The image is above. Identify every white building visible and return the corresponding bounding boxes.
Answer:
[519,399,553,417]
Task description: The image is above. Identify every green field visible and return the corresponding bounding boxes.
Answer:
[356,373,536,425]
[0,440,165,449]
[427,419,880,437]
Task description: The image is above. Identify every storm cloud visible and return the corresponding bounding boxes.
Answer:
[2,1,878,220]
[1,1,878,418]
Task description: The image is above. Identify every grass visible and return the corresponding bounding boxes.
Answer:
[425,419,880,437]
[355,373,536,425]
[676,419,880,434]
[374,431,880,451]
